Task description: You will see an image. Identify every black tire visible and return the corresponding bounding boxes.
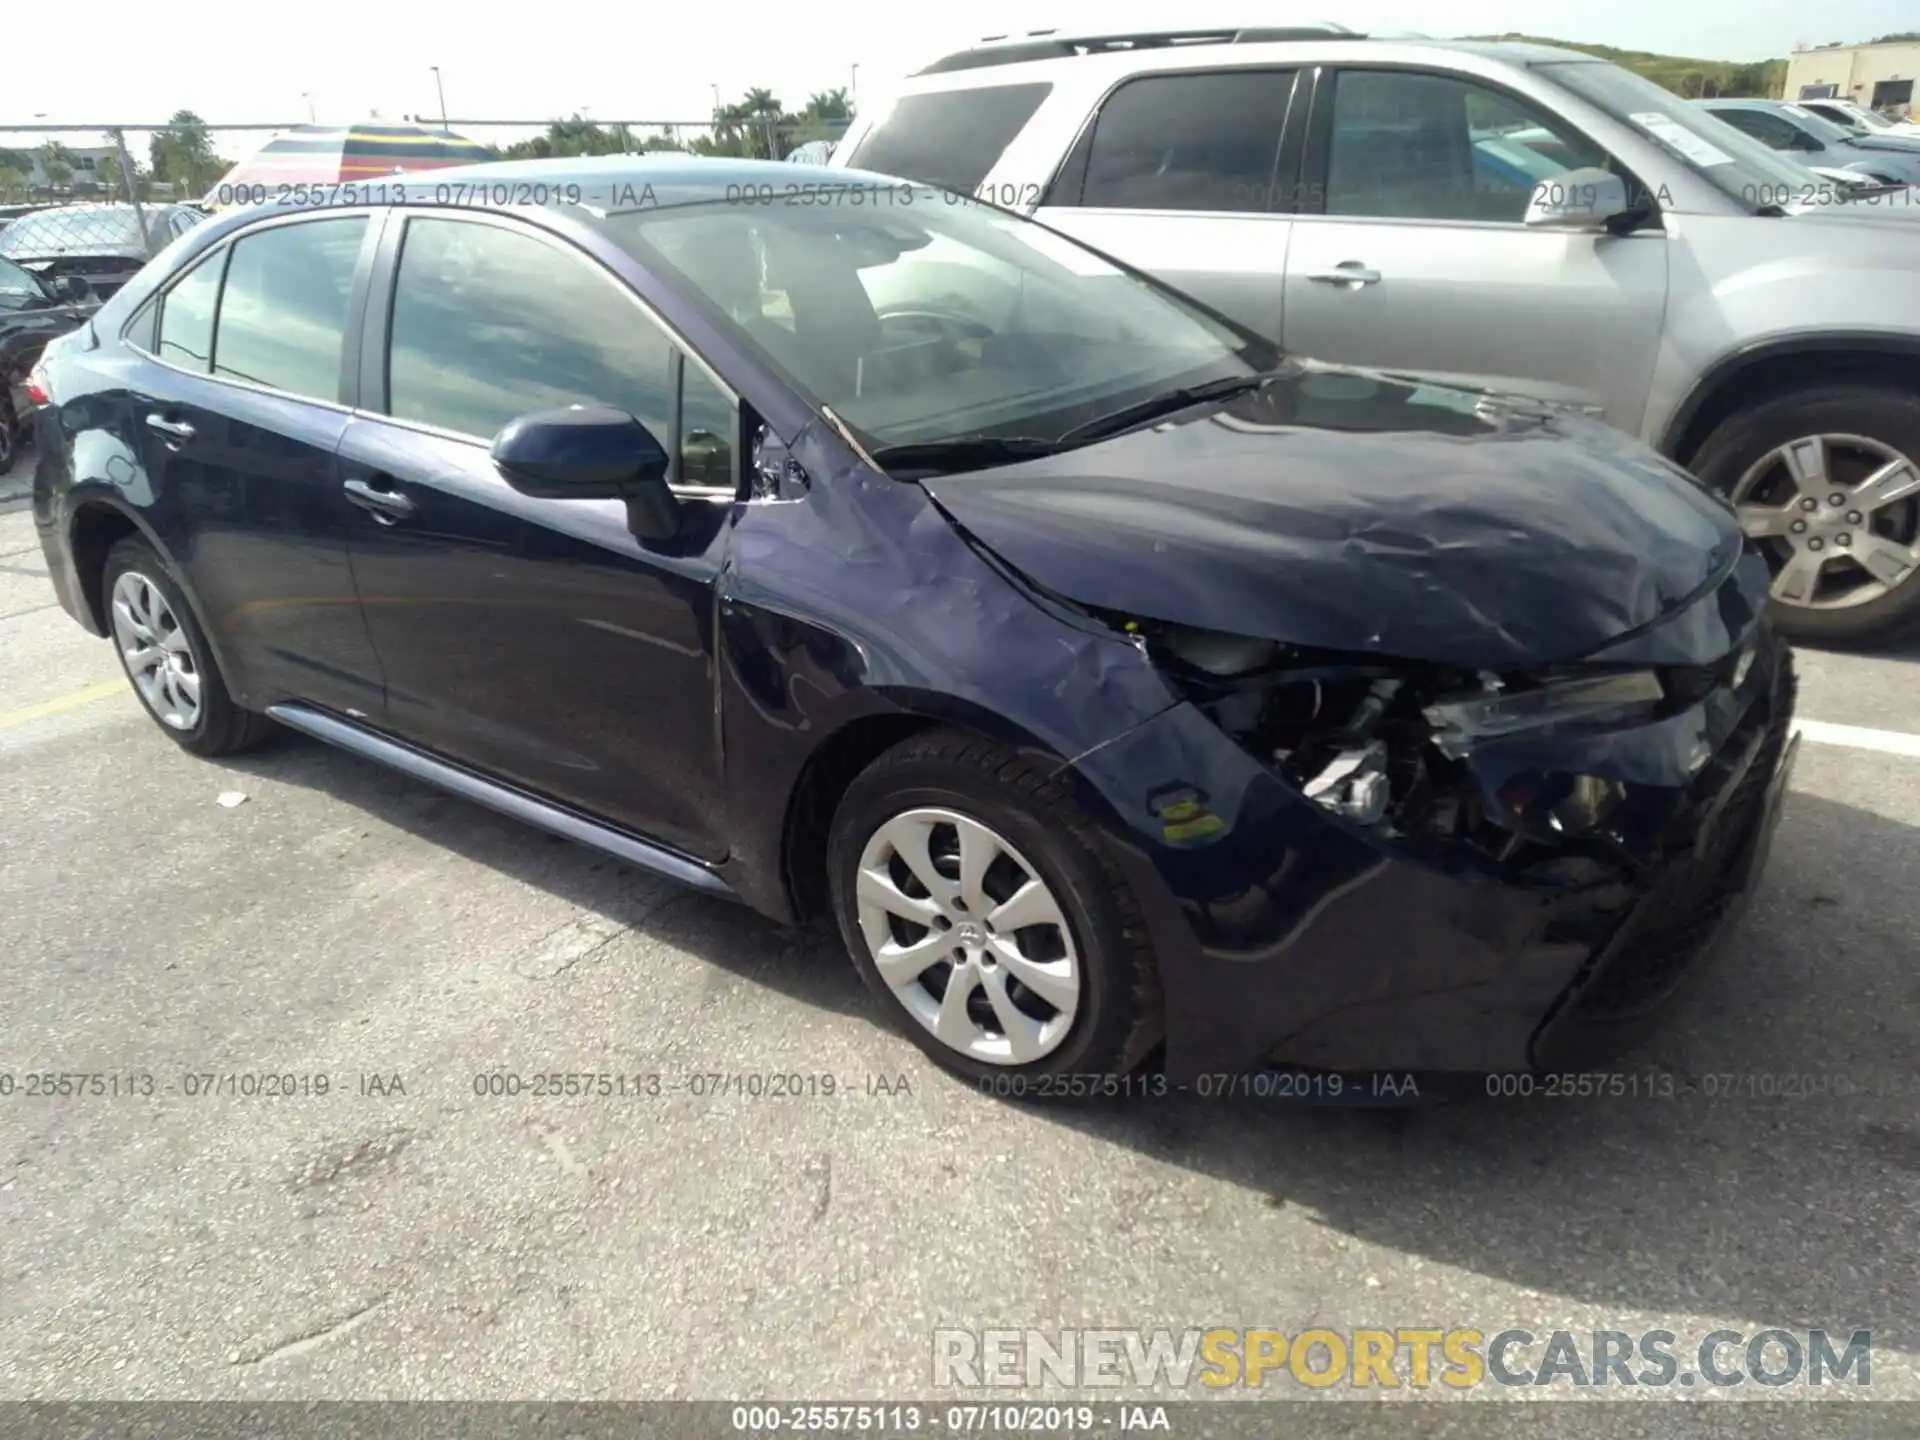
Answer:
[1692,382,1920,647]
[102,535,274,757]
[0,394,17,478]
[827,727,1162,1091]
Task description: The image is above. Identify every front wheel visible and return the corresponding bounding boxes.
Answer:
[1694,383,1920,646]
[827,728,1162,1088]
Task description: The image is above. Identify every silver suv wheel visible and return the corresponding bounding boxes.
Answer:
[110,569,203,730]
[1733,432,1920,611]
[853,806,1081,1065]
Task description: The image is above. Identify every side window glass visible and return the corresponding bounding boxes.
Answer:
[213,217,366,402]
[1713,110,1795,150]
[1326,70,1609,223]
[678,359,735,490]
[125,300,159,353]
[1080,71,1295,213]
[387,217,673,443]
[156,251,223,372]
[846,84,1052,193]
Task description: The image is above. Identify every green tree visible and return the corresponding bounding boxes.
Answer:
[38,141,75,192]
[502,115,631,160]
[803,88,852,122]
[0,165,29,202]
[149,110,226,198]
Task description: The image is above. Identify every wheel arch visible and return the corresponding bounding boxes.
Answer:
[1660,334,1920,467]
[67,493,238,684]
[777,694,1099,925]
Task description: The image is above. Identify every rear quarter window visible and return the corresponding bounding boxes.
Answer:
[847,84,1052,192]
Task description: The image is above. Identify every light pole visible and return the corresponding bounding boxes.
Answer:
[851,63,860,99]
[430,66,449,129]
[301,92,316,122]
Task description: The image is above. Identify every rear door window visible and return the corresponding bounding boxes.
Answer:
[155,253,223,372]
[213,216,366,402]
[848,84,1052,192]
[1076,71,1296,212]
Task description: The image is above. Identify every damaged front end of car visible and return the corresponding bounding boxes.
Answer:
[1094,549,1798,1074]
[1146,618,1750,868]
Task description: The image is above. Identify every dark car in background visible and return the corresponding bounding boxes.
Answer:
[0,255,96,474]
[30,157,1796,1088]
[0,203,204,302]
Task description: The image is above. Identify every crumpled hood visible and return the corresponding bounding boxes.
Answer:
[922,366,1743,669]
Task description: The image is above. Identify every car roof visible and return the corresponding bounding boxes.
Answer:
[174,154,934,258]
[903,28,1600,82]
[418,153,890,206]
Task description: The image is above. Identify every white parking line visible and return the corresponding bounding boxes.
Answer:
[1793,719,1920,759]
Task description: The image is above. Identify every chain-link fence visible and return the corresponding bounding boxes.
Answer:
[0,127,204,297]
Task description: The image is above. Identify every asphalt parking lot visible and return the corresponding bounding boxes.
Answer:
[2,444,1917,1407]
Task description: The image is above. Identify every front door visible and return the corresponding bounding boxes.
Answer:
[338,212,740,860]
[1281,67,1670,434]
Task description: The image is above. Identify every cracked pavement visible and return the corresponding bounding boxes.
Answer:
[1,464,1917,1406]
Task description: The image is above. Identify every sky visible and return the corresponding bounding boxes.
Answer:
[3,0,1914,158]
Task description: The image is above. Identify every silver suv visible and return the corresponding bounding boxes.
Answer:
[832,25,1920,644]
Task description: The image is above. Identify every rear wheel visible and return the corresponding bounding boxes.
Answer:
[102,536,274,756]
[1694,383,1920,645]
[827,728,1161,1089]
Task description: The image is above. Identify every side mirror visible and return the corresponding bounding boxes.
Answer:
[56,274,92,302]
[1522,166,1630,231]
[1792,130,1826,152]
[490,405,681,540]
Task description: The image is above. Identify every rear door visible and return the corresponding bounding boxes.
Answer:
[1034,69,1302,343]
[123,211,387,715]
[1281,66,1670,432]
[336,210,740,860]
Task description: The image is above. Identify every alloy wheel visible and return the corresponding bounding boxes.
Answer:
[109,570,203,730]
[854,806,1081,1065]
[1732,432,1920,610]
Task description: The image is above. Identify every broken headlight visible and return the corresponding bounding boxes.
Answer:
[1151,625,1670,845]
[1423,671,1664,759]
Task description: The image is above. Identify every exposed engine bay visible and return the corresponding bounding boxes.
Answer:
[1142,620,1751,865]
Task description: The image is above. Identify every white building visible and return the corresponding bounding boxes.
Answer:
[0,140,123,192]
[1784,39,1920,119]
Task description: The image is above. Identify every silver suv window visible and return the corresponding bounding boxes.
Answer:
[847,85,1051,193]
[1077,71,1296,213]
[1325,70,1609,222]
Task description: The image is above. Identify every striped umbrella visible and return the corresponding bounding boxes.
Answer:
[206,123,492,204]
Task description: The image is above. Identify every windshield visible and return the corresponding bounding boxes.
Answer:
[1543,62,1830,210]
[610,187,1269,450]
[1774,102,1858,145]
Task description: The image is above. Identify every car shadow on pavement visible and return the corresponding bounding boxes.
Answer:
[215,735,1918,1353]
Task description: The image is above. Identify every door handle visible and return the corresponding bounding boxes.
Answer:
[343,476,417,524]
[144,413,195,441]
[1305,263,1383,288]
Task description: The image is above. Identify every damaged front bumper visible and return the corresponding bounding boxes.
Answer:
[1061,562,1798,1086]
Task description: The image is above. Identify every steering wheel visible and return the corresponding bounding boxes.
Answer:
[875,308,995,345]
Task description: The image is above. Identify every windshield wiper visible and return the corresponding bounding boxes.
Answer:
[1056,373,1272,446]
[867,434,1064,477]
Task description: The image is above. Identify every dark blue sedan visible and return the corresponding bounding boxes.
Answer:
[29,157,1797,1090]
